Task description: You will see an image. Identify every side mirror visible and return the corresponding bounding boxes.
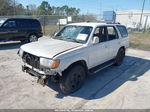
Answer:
[54,32,58,36]
[93,36,99,44]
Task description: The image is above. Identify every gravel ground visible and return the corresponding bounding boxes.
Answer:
[0,37,150,109]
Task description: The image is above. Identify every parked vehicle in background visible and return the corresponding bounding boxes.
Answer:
[18,22,129,94]
[0,18,43,43]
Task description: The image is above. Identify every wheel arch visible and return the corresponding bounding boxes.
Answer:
[63,60,88,74]
[119,46,126,55]
[26,32,38,38]
[120,46,125,51]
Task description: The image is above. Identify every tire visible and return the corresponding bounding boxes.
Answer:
[114,48,125,66]
[29,34,38,42]
[59,65,86,94]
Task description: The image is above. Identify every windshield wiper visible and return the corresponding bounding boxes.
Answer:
[54,36,63,40]
[66,38,80,43]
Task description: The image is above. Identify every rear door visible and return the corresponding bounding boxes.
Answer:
[106,26,121,59]
[15,19,30,39]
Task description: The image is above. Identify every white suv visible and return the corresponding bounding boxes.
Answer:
[18,22,129,94]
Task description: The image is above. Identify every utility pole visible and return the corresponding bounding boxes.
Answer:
[26,5,29,15]
[99,0,102,20]
[143,16,148,32]
[14,0,16,16]
[139,0,146,31]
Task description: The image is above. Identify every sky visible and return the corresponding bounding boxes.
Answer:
[17,0,150,14]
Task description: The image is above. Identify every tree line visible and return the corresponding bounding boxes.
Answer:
[0,0,80,16]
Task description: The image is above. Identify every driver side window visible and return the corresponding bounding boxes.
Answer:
[93,27,107,43]
[3,20,16,28]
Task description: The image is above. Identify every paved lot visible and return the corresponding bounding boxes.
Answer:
[0,37,150,109]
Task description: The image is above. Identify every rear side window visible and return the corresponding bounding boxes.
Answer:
[117,25,128,38]
[30,20,40,27]
[107,26,118,40]
[18,19,30,28]
[17,19,40,28]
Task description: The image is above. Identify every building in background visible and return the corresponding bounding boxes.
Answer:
[116,10,150,30]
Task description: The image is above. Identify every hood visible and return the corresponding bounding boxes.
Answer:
[21,39,82,59]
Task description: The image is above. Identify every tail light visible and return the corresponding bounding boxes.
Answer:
[40,26,42,33]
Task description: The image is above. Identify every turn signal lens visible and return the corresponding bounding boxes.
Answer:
[52,60,60,68]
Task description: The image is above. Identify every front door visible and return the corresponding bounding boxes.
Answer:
[1,20,18,41]
[89,26,109,68]
[0,27,9,41]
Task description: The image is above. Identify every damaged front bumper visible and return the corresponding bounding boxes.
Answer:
[22,63,57,77]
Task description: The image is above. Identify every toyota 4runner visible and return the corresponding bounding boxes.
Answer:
[18,22,129,94]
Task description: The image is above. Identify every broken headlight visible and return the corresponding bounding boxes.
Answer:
[40,58,60,69]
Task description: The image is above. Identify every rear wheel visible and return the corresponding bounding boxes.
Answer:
[29,34,38,42]
[59,65,86,94]
[114,48,125,66]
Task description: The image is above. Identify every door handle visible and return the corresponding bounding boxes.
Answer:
[0,31,7,34]
[8,30,18,33]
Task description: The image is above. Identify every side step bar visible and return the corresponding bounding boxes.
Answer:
[89,59,115,74]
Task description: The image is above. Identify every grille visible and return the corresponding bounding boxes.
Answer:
[23,52,40,69]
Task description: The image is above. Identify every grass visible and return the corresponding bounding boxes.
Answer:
[129,33,150,51]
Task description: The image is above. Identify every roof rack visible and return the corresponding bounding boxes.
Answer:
[84,21,121,25]
[106,22,120,24]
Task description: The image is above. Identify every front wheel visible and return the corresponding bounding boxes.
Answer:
[59,65,86,94]
[114,48,125,66]
[29,34,38,42]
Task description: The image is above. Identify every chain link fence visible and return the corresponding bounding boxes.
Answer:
[27,13,150,34]
[34,15,99,36]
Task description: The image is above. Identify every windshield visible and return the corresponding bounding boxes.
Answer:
[0,18,7,27]
[54,25,93,43]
